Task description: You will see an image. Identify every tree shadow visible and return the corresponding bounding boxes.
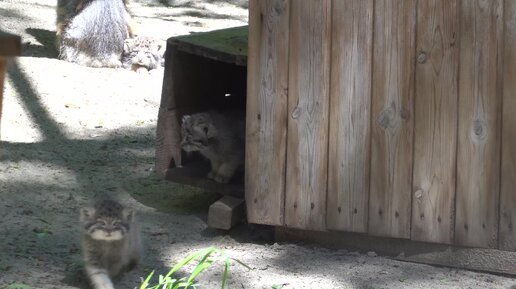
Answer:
[24,28,59,58]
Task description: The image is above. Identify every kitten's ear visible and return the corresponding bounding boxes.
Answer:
[80,207,95,222]
[123,38,134,53]
[123,208,135,222]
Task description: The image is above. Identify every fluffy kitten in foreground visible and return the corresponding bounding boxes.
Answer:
[181,111,245,184]
[80,199,141,289]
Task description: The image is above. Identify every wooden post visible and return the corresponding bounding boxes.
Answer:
[327,0,373,233]
[499,0,516,251]
[285,0,331,231]
[411,0,459,245]
[368,0,416,239]
[455,0,503,248]
[0,31,22,140]
[246,0,290,226]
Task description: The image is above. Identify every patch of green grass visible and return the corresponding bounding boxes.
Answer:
[140,247,251,289]
[6,284,31,289]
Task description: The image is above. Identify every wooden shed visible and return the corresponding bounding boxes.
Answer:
[245,0,516,272]
[156,0,516,274]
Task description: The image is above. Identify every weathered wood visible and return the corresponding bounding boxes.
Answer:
[411,0,459,244]
[155,46,182,176]
[245,0,290,226]
[499,0,516,251]
[455,0,503,248]
[276,227,516,276]
[208,196,245,230]
[285,0,331,231]
[327,0,373,233]
[171,26,248,66]
[368,0,416,239]
[0,31,21,56]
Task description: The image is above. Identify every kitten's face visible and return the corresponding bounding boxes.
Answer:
[123,37,162,70]
[80,200,132,242]
[181,113,216,152]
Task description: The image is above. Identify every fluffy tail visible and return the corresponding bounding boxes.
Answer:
[60,0,130,67]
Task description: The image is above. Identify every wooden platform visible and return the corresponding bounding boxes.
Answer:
[155,26,247,195]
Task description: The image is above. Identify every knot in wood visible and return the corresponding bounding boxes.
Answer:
[414,189,423,199]
[471,119,487,141]
[377,106,395,130]
[291,106,302,119]
[400,108,410,120]
[274,0,286,14]
[417,51,427,64]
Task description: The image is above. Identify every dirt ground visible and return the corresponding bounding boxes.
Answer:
[0,1,515,288]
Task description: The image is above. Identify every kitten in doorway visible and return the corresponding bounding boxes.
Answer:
[180,111,245,184]
[80,199,141,289]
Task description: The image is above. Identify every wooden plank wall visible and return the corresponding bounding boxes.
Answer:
[411,0,458,244]
[245,0,290,226]
[455,0,503,248]
[285,0,331,231]
[368,0,416,239]
[327,0,373,233]
[500,0,516,251]
[246,0,513,251]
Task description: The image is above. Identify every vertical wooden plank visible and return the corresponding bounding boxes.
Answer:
[368,0,416,239]
[455,0,503,248]
[327,0,373,233]
[411,0,459,244]
[499,0,516,251]
[245,0,290,226]
[285,0,331,231]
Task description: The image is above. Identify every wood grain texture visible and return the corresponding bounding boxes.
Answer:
[155,46,182,176]
[245,0,290,225]
[368,0,416,239]
[327,0,373,233]
[285,0,331,231]
[455,0,503,248]
[411,0,459,244]
[499,0,516,251]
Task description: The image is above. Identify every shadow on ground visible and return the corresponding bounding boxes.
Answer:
[24,28,59,58]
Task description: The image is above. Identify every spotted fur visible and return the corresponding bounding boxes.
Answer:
[122,36,164,72]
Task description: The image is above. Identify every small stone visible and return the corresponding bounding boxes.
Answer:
[367,251,377,257]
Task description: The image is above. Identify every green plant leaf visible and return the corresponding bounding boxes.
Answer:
[139,270,154,289]
[186,249,219,287]
[165,247,215,280]
[272,284,287,289]
[230,258,252,270]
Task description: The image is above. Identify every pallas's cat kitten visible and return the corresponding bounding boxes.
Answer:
[80,199,141,289]
[181,111,245,184]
